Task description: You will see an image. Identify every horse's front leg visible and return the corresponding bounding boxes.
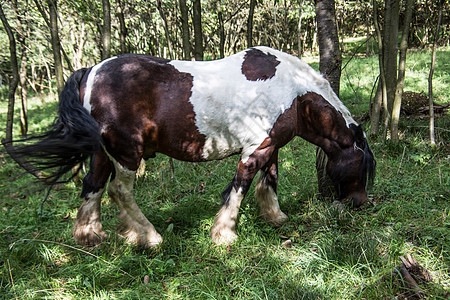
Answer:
[210,144,275,245]
[73,150,111,246]
[108,159,163,248]
[255,149,288,226]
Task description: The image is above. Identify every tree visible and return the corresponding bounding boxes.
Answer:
[428,0,443,146]
[47,0,64,94]
[370,0,399,139]
[156,0,173,59]
[383,0,400,114]
[297,0,305,57]
[370,0,416,141]
[370,0,387,137]
[11,0,30,136]
[391,0,413,141]
[217,0,225,58]
[0,2,19,142]
[315,0,341,95]
[34,0,74,72]
[314,0,342,200]
[116,0,127,54]
[247,0,257,48]
[179,0,191,60]
[102,0,111,59]
[192,0,203,60]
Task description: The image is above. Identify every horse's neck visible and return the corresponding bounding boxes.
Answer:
[295,93,355,157]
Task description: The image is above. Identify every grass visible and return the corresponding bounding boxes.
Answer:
[0,47,449,299]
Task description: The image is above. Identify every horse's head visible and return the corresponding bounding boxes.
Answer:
[317,125,376,207]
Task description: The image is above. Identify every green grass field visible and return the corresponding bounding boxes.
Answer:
[0,47,449,299]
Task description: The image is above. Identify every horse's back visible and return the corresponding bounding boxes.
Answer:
[78,48,350,166]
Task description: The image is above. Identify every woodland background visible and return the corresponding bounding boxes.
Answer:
[0,0,449,142]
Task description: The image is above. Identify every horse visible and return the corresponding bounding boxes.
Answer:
[3,46,375,248]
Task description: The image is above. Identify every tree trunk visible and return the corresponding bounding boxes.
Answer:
[34,0,73,72]
[116,0,127,54]
[297,0,304,57]
[193,0,203,60]
[247,0,257,48]
[0,3,19,142]
[428,0,443,146]
[391,0,413,141]
[18,36,28,136]
[102,0,111,60]
[179,0,191,60]
[383,0,400,113]
[11,0,29,136]
[370,0,397,141]
[314,0,341,198]
[365,1,371,57]
[217,0,225,58]
[156,0,173,59]
[315,0,342,96]
[47,0,64,94]
[370,0,388,137]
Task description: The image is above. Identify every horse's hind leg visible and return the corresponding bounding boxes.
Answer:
[108,159,163,248]
[73,150,112,246]
[255,149,288,226]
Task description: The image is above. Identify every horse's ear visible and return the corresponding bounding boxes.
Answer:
[349,124,365,147]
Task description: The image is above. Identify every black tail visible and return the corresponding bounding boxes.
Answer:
[2,68,101,185]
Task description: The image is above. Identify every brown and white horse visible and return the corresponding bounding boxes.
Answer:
[4,47,375,248]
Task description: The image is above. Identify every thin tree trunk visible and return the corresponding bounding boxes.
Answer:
[217,0,225,58]
[297,0,304,57]
[383,0,400,113]
[273,5,278,49]
[193,0,203,60]
[18,38,28,136]
[102,0,111,60]
[116,0,127,54]
[0,3,19,142]
[428,0,443,146]
[179,0,191,60]
[156,0,173,59]
[391,0,413,141]
[282,0,289,51]
[11,0,29,136]
[315,0,342,96]
[247,0,257,48]
[370,0,389,138]
[365,1,370,57]
[312,24,317,51]
[48,0,64,94]
[34,0,74,72]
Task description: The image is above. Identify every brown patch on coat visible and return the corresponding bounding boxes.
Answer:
[79,54,207,170]
[295,92,354,156]
[241,48,280,81]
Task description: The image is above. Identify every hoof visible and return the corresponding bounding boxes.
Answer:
[119,226,163,249]
[73,223,107,247]
[262,211,288,227]
[210,225,238,245]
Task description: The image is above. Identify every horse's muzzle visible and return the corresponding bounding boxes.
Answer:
[349,190,367,208]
